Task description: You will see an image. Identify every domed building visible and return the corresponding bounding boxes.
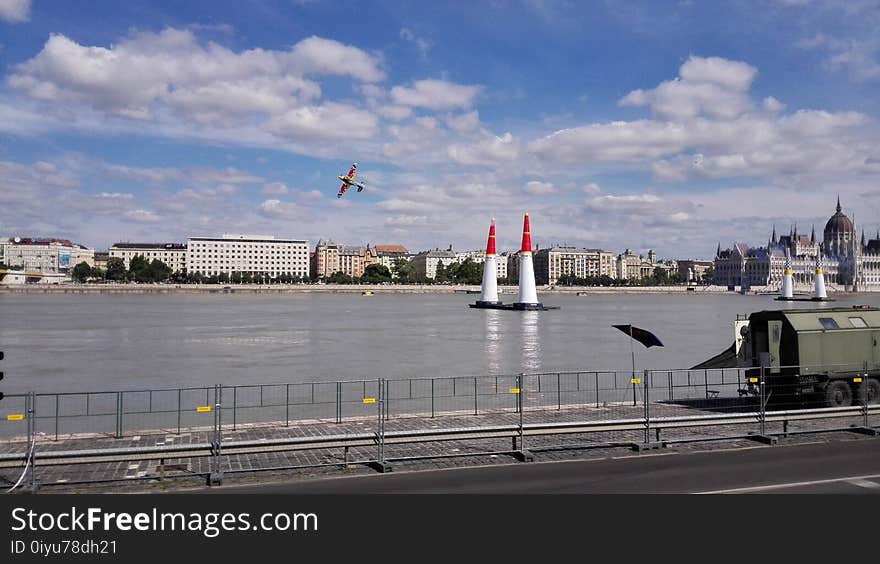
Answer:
[823,196,855,257]
[714,196,880,291]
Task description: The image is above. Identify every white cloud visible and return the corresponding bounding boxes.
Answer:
[524,180,555,194]
[262,182,289,195]
[581,182,601,194]
[258,199,298,219]
[797,33,880,82]
[288,36,385,82]
[7,29,382,145]
[265,102,378,140]
[390,79,482,110]
[0,0,30,23]
[762,96,785,112]
[445,110,481,134]
[399,27,432,59]
[619,56,757,120]
[448,132,519,165]
[124,209,162,223]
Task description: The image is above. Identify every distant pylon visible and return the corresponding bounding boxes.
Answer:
[514,213,542,310]
[477,218,500,305]
[780,248,793,299]
[813,254,827,299]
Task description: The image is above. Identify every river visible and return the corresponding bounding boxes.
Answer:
[2,291,877,393]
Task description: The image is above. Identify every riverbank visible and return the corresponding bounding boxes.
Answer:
[0,283,739,295]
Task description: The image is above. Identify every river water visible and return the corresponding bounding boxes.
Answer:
[2,291,878,394]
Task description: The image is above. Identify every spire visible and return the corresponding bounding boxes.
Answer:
[810,225,815,244]
[836,194,842,213]
[771,225,777,244]
[485,218,496,256]
[861,228,866,247]
[520,212,532,253]
[793,223,797,239]
[716,242,721,257]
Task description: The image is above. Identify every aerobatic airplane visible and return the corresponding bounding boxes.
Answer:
[337,162,366,198]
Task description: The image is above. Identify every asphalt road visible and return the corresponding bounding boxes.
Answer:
[214,438,880,494]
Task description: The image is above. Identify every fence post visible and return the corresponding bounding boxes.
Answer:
[759,364,766,437]
[595,373,600,407]
[369,377,390,473]
[208,384,223,486]
[513,373,532,462]
[285,383,290,427]
[473,377,478,415]
[232,387,237,431]
[336,382,342,424]
[54,395,59,441]
[668,371,673,402]
[431,378,435,418]
[644,370,650,445]
[863,360,870,430]
[177,388,181,435]
[115,391,123,438]
[28,392,38,492]
[557,373,561,410]
[704,369,709,399]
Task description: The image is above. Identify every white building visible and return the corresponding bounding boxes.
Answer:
[0,237,94,273]
[187,233,309,279]
[412,249,458,280]
[109,243,187,273]
[534,247,617,284]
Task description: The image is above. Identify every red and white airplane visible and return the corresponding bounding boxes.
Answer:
[337,162,366,198]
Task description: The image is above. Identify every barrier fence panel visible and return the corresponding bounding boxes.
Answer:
[0,393,29,441]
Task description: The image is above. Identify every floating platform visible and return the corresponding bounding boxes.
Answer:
[775,296,835,302]
[469,302,560,310]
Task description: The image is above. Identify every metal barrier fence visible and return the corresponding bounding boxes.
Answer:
[1,363,878,490]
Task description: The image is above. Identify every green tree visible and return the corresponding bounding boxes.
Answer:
[392,258,415,283]
[106,257,126,281]
[453,259,483,285]
[218,272,230,284]
[434,260,449,283]
[71,261,92,283]
[327,271,354,284]
[148,259,172,282]
[361,263,392,284]
[702,266,715,285]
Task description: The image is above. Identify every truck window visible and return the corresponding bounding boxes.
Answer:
[818,317,839,330]
[848,317,867,328]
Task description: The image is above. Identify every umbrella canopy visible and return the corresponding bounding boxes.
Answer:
[612,325,664,348]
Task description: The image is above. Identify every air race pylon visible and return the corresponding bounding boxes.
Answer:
[813,254,828,300]
[475,218,501,306]
[513,213,543,310]
[780,248,794,299]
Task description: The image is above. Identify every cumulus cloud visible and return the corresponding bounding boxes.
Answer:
[390,79,482,110]
[262,182,289,195]
[797,33,880,82]
[265,102,378,140]
[619,56,757,120]
[448,132,519,165]
[124,209,162,223]
[0,0,30,23]
[524,180,555,194]
[258,199,298,219]
[7,29,382,144]
[445,110,481,134]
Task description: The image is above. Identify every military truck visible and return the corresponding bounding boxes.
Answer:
[734,306,880,407]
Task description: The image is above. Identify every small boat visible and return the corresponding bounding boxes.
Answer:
[362,290,374,296]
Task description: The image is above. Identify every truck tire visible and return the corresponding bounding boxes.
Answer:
[824,380,852,408]
[866,378,880,405]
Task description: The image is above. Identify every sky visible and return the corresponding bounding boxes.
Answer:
[1,0,879,259]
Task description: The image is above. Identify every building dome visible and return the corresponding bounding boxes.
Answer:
[823,196,855,257]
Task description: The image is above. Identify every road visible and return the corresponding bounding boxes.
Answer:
[214,438,880,494]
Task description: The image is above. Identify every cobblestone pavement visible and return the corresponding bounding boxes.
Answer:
[1,400,876,493]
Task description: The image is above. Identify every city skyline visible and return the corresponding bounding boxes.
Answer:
[1,1,879,258]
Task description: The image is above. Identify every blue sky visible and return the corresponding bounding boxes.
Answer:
[1,0,879,259]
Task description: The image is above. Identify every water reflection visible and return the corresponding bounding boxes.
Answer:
[520,311,542,372]
[484,310,502,373]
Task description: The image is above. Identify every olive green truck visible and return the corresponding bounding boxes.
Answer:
[735,306,880,407]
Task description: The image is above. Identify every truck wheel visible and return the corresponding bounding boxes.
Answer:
[866,379,880,405]
[824,380,852,408]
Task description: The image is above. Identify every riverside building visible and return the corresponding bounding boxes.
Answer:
[0,237,94,273]
[187,233,309,279]
[109,242,187,273]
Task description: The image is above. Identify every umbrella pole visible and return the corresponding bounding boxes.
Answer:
[630,325,636,406]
